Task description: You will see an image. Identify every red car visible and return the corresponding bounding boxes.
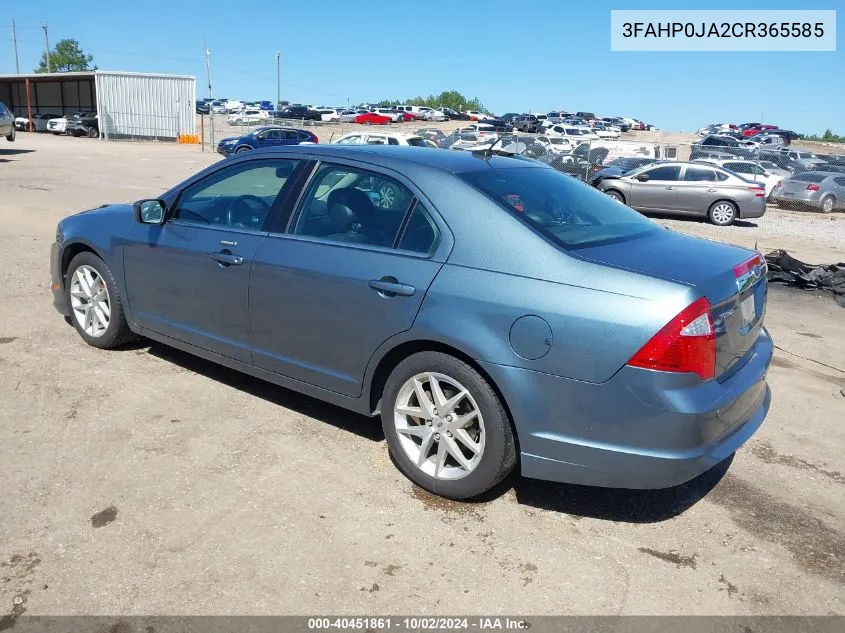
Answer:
[356,112,391,125]
[399,112,418,122]
[743,124,778,137]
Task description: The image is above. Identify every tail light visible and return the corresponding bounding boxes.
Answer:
[747,186,766,197]
[807,183,820,192]
[627,297,715,380]
[312,135,318,143]
[733,253,765,278]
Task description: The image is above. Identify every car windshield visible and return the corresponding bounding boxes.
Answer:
[406,137,428,147]
[549,138,568,145]
[460,166,658,249]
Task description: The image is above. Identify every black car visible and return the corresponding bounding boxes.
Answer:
[196,102,211,115]
[765,129,800,142]
[480,118,513,132]
[690,135,757,160]
[498,113,521,124]
[588,157,659,187]
[441,107,469,121]
[66,113,99,138]
[273,106,322,121]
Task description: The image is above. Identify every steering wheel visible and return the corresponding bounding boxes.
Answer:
[225,195,271,229]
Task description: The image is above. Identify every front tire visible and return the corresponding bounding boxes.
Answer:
[235,145,252,153]
[66,252,135,349]
[6,126,14,142]
[381,352,517,500]
[708,200,737,226]
[605,189,626,204]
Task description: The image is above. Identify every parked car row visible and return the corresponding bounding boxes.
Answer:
[13,111,99,138]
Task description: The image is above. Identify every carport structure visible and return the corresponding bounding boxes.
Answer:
[0,70,196,141]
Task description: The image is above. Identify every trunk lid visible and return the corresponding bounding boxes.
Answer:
[575,229,766,379]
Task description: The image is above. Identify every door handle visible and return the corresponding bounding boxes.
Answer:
[664,186,675,190]
[210,251,244,266]
[368,277,415,297]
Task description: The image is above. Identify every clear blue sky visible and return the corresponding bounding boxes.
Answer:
[2,1,841,134]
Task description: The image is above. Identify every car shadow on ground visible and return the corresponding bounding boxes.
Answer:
[503,455,731,522]
[137,338,729,521]
[0,148,35,156]
[142,341,384,442]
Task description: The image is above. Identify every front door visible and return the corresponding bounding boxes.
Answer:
[123,157,303,362]
[249,161,448,396]
[628,164,681,210]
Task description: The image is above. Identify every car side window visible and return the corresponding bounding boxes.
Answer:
[724,162,745,173]
[336,135,362,145]
[684,167,718,181]
[643,166,682,181]
[398,204,439,254]
[290,163,414,248]
[173,159,299,230]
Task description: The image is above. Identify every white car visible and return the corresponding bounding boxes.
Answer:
[315,108,340,122]
[465,110,491,121]
[591,122,621,139]
[227,109,270,125]
[546,111,570,124]
[339,109,366,123]
[695,158,783,196]
[543,123,597,143]
[47,116,69,134]
[421,109,446,121]
[535,135,575,153]
[210,101,227,114]
[224,100,245,113]
[333,132,434,147]
[456,124,498,141]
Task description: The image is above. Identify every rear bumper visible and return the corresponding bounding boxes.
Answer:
[771,191,822,208]
[479,328,773,489]
[739,197,767,219]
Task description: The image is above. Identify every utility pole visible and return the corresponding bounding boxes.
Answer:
[12,19,19,73]
[42,23,50,73]
[204,40,214,147]
[204,40,212,98]
[275,50,280,107]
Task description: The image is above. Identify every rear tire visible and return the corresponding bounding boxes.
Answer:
[708,200,737,226]
[820,195,835,213]
[65,252,136,349]
[381,352,517,500]
[6,126,14,142]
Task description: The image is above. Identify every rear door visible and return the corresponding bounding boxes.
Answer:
[628,164,681,210]
[674,165,721,214]
[249,160,450,396]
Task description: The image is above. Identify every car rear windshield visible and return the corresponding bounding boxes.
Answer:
[791,173,827,183]
[406,137,428,147]
[460,166,658,249]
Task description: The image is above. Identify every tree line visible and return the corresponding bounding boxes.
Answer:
[375,90,488,113]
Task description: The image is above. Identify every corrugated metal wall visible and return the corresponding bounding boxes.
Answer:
[95,72,195,140]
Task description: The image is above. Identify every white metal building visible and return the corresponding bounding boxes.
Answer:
[0,70,196,141]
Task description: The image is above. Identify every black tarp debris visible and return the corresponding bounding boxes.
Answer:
[765,250,845,307]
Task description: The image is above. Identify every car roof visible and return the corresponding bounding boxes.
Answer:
[241,144,542,174]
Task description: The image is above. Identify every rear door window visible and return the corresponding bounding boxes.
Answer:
[683,167,718,181]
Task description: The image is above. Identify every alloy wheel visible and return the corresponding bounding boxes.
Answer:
[70,265,111,337]
[821,197,834,213]
[393,372,486,480]
[711,203,735,224]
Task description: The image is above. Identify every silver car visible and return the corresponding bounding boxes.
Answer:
[598,162,767,226]
[770,172,845,213]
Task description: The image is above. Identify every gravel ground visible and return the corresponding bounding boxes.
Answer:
[1,132,843,618]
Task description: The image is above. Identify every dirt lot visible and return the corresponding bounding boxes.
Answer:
[1,133,843,617]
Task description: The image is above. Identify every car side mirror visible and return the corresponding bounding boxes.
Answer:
[133,199,166,224]
[635,174,649,182]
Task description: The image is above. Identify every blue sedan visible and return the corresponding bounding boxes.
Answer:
[50,145,772,500]
[216,126,318,156]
